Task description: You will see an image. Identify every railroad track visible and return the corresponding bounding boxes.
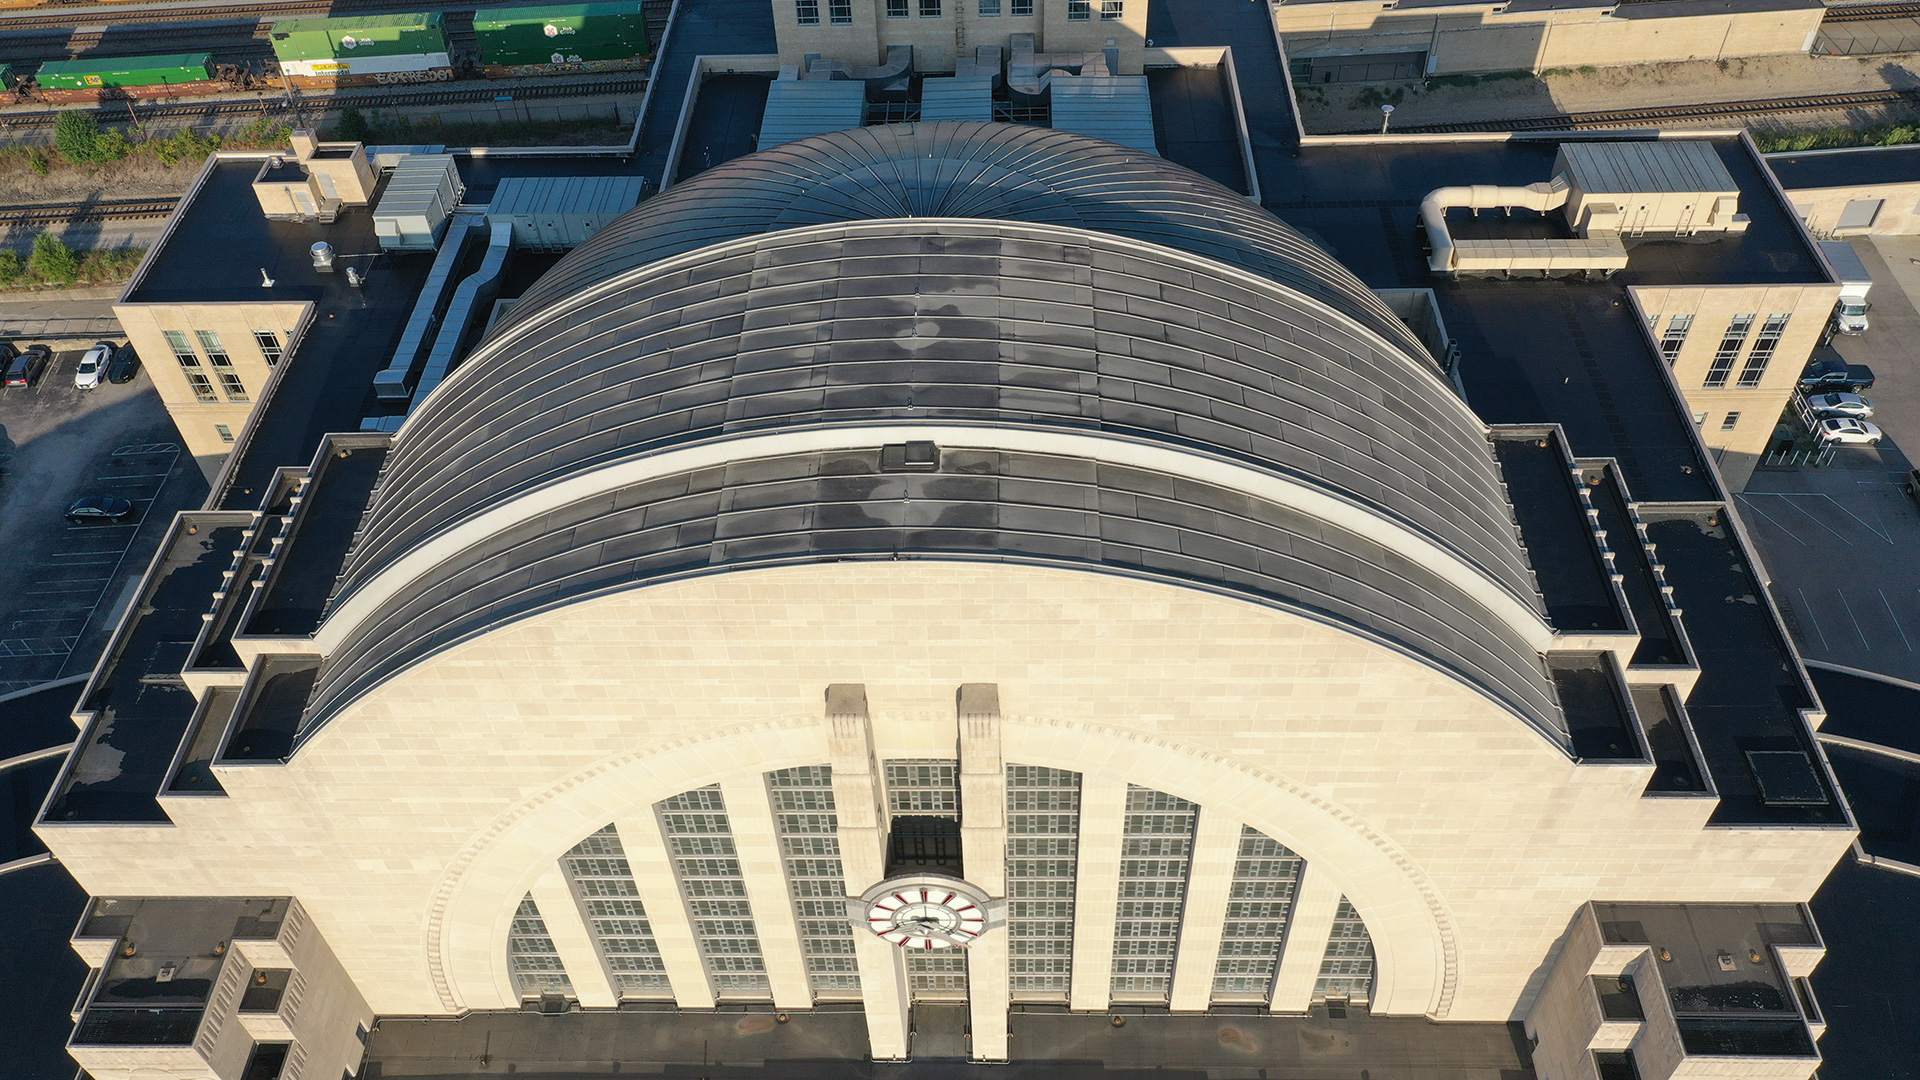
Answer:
[1821,2,1920,22]
[0,198,177,227]
[0,73,649,127]
[1399,88,1920,132]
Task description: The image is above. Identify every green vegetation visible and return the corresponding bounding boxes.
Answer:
[1354,86,1407,109]
[1428,70,1534,88]
[334,105,372,143]
[54,112,132,165]
[1754,124,1920,154]
[0,235,145,291]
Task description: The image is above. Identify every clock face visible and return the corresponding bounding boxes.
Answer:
[865,886,986,950]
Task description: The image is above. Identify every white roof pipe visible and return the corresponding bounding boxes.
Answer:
[1421,176,1571,273]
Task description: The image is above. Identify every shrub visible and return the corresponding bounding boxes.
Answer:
[28,232,79,284]
[333,105,370,142]
[0,250,21,286]
[28,151,49,176]
[152,127,221,166]
[53,111,126,165]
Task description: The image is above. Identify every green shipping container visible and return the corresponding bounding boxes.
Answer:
[473,2,650,66]
[268,13,449,63]
[34,53,214,90]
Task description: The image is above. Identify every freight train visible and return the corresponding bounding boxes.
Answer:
[1,2,652,104]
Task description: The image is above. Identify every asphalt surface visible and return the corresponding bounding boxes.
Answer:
[0,343,206,695]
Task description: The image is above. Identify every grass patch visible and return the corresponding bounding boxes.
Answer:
[0,115,294,182]
[1755,123,1920,154]
[0,234,145,292]
[323,111,630,146]
[1427,69,1535,88]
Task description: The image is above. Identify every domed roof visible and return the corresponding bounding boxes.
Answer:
[496,122,1433,364]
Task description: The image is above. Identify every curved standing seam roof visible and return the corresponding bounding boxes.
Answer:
[303,447,1564,747]
[494,122,1435,366]
[332,222,1540,616]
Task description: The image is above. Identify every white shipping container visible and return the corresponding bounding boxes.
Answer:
[277,52,450,78]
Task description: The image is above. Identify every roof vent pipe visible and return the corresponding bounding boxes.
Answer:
[311,242,336,272]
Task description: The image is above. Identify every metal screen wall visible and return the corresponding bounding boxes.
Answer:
[560,825,671,998]
[1006,764,1081,1002]
[1109,786,1198,1002]
[768,766,861,999]
[658,786,771,998]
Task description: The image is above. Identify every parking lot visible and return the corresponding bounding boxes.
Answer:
[0,344,206,696]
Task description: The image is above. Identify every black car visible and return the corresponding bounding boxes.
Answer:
[65,496,133,523]
[107,343,140,384]
[1800,359,1876,391]
[4,344,49,388]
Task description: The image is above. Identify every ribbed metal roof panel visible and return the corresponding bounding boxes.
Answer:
[1049,76,1158,153]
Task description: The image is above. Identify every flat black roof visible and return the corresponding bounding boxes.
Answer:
[1768,145,1920,192]
[1493,431,1626,634]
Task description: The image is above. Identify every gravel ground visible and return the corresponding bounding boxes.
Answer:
[1297,50,1920,133]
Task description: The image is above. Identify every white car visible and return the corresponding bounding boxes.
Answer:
[1816,417,1883,446]
[73,345,109,390]
[1807,392,1874,419]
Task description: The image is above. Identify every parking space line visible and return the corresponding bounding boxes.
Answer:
[1765,495,1858,546]
[1880,590,1914,652]
[1838,590,1872,650]
[1822,494,1895,545]
[1797,588,1830,652]
[1734,496,1808,545]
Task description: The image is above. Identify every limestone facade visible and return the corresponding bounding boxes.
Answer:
[772,0,1149,72]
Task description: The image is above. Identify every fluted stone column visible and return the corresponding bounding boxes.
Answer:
[528,869,616,1007]
[957,684,1009,1060]
[720,773,813,1009]
[613,813,714,1009]
[825,684,912,1060]
[1167,810,1244,1012]
[1269,862,1343,1013]
[1067,773,1129,1013]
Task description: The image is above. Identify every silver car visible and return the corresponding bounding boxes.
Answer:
[1816,417,1883,446]
[1807,391,1873,419]
[73,345,110,390]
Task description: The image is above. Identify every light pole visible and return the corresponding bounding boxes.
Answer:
[1380,104,1395,135]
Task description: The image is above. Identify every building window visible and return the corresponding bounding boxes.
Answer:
[195,330,248,402]
[885,760,958,815]
[1313,898,1374,1006]
[1658,314,1692,365]
[1721,412,1742,431]
[1210,827,1302,1004]
[1010,0,1032,12]
[1068,0,1091,18]
[887,0,908,14]
[1692,411,1709,427]
[795,0,820,23]
[1101,0,1123,17]
[1007,765,1081,1002]
[253,330,283,366]
[561,826,672,999]
[163,329,217,403]
[830,0,852,21]
[658,787,769,998]
[1109,786,1198,1003]
[1737,314,1789,388]
[1702,313,1754,388]
[215,424,234,444]
[979,0,1000,13]
[919,0,941,15]
[507,895,574,998]
[768,767,861,999]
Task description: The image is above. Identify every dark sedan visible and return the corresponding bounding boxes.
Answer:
[65,496,134,524]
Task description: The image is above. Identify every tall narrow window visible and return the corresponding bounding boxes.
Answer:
[1110,786,1197,1003]
[1721,412,1742,431]
[195,330,247,402]
[919,0,941,15]
[252,330,283,366]
[829,0,852,21]
[507,895,574,998]
[1101,0,1123,17]
[1006,765,1080,1002]
[1210,827,1302,1003]
[658,787,771,998]
[1737,314,1790,388]
[1067,0,1091,18]
[768,767,861,999]
[885,760,966,998]
[795,0,820,24]
[215,424,234,443]
[164,329,217,403]
[887,0,908,14]
[886,760,958,815]
[561,826,671,999]
[1703,314,1754,388]
[1659,314,1692,365]
[1010,0,1032,12]
[1313,898,1374,1006]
